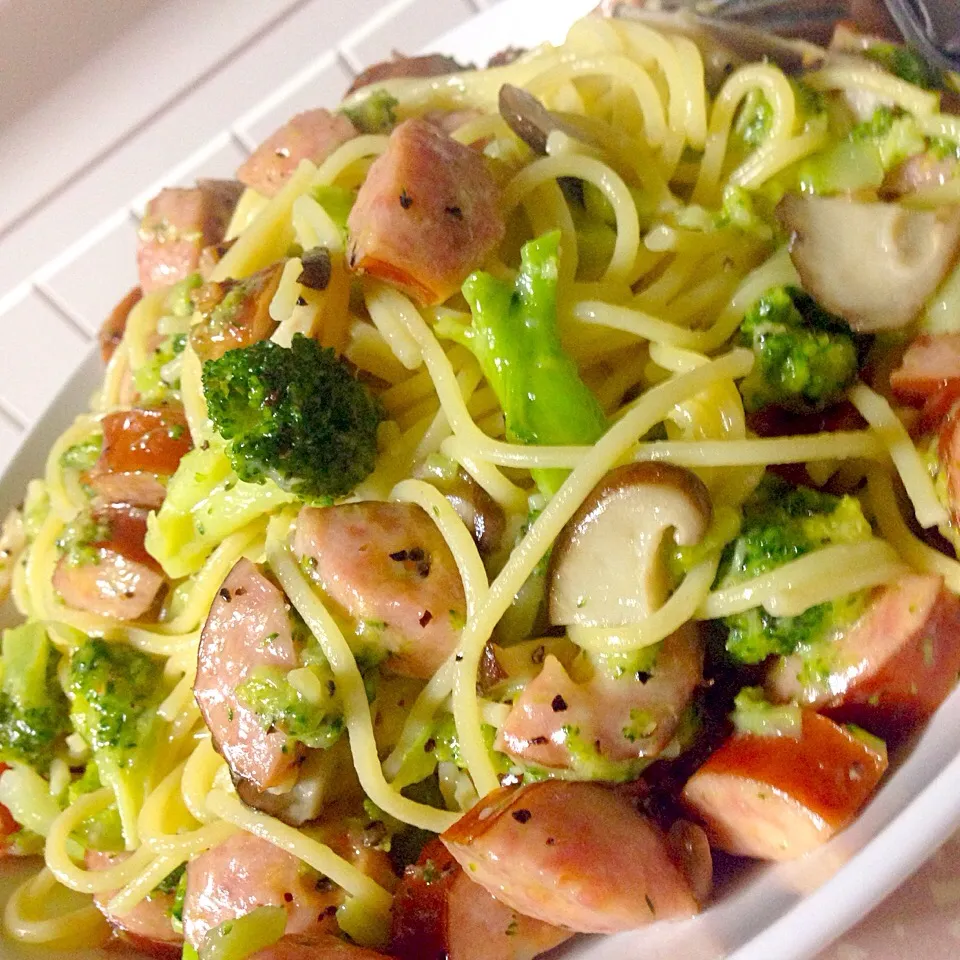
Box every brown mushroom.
[498,84,598,156]
[547,463,712,627]
[777,195,960,332]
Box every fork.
[610,0,960,73]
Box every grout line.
[0,395,27,431]
[32,283,95,341]
[336,50,358,80]
[231,129,256,155]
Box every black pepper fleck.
[419,610,433,627]
[511,809,532,824]
[399,189,413,209]
[445,205,463,219]
[424,738,437,754]
[219,588,232,602]
[551,694,568,713]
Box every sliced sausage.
[347,53,468,95]
[497,625,702,771]
[293,503,467,679]
[237,110,357,198]
[182,831,337,949]
[441,781,701,934]
[768,574,960,738]
[682,711,888,860]
[137,180,243,293]
[195,559,303,792]
[188,261,284,362]
[54,505,164,621]
[99,286,142,364]
[85,405,192,510]
[390,839,570,960]
[86,850,181,959]
[346,119,505,306]
[890,334,960,405]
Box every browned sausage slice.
[346,119,505,306]
[137,180,243,293]
[194,558,302,791]
[86,850,181,959]
[390,839,570,960]
[442,781,701,934]
[237,110,357,198]
[682,711,888,860]
[293,503,466,679]
[768,574,960,737]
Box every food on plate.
[3,3,960,958]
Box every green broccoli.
[235,661,343,751]
[66,762,124,852]
[133,331,188,404]
[438,231,607,497]
[145,444,296,579]
[202,334,382,502]
[717,478,871,664]
[59,433,103,472]
[68,640,165,845]
[342,89,399,134]
[863,43,945,90]
[737,286,859,413]
[799,107,927,194]
[734,89,774,148]
[0,622,69,773]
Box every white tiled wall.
[0,0,501,472]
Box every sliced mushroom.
[777,195,960,332]
[498,84,598,156]
[548,463,711,627]
[604,6,825,86]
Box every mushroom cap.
[777,195,960,333]
[547,462,712,628]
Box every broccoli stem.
[450,231,607,497]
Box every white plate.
[4,1,960,958]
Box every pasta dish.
[3,3,960,957]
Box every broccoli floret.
[66,763,124,852]
[236,662,343,751]
[342,89,399,133]
[864,43,945,90]
[737,287,859,413]
[145,444,296,579]
[59,433,103,472]
[202,334,382,502]
[133,331,188,404]
[801,107,928,194]
[734,89,774,148]
[717,478,871,664]
[0,623,69,773]
[438,231,607,497]
[68,640,165,845]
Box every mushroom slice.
[778,195,960,333]
[547,463,711,628]
[498,84,598,156]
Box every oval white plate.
[4,2,960,958]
